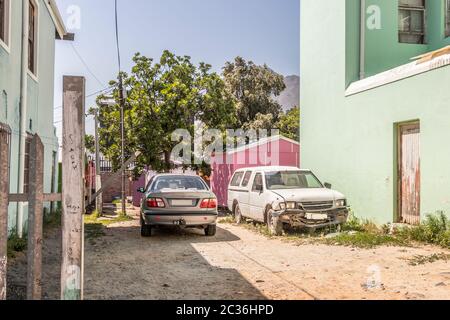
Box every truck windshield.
[265,171,323,190]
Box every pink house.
[210,135,300,207]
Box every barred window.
[398,0,426,44]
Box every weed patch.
[7,231,27,259]
[406,253,450,266]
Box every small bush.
[397,212,450,248]
[7,230,27,259]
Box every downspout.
[17,0,29,238]
[360,0,366,80]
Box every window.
[241,171,252,187]
[23,135,32,194]
[150,176,207,192]
[230,172,244,187]
[28,0,38,75]
[398,0,426,44]
[0,0,10,48]
[446,0,450,37]
[252,173,263,192]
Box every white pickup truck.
[227,166,349,235]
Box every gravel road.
[7,209,450,300]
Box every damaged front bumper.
[274,208,349,229]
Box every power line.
[53,86,114,110]
[114,0,122,73]
[70,42,105,88]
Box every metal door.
[398,123,421,225]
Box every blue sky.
[54,0,300,137]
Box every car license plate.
[306,213,328,220]
[171,199,193,206]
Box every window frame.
[0,0,11,52]
[446,0,450,38]
[241,171,253,187]
[398,0,427,44]
[251,173,264,193]
[27,0,39,80]
[230,171,245,187]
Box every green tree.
[223,57,286,128]
[85,134,95,154]
[277,106,300,141]
[97,50,236,173]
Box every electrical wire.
[114,0,122,73]
[70,42,105,88]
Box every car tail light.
[200,198,217,209]
[147,198,165,208]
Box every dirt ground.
[7,207,450,300]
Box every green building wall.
[301,0,450,224]
[0,0,59,233]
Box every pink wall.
[211,138,300,207]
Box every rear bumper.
[276,208,349,229]
[142,211,218,227]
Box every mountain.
[277,75,300,112]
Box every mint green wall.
[347,0,450,82]
[301,0,450,224]
[0,0,59,233]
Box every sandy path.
[83,210,450,300]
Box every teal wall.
[0,0,59,233]
[346,0,450,82]
[301,0,450,224]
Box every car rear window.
[230,172,245,187]
[241,171,253,187]
[151,176,207,191]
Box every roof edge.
[44,0,67,38]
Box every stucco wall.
[301,0,450,224]
[0,0,59,233]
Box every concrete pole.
[94,112,102,216]
[26,135,44,300]
[61,76,85,300]
[0,125,11,300]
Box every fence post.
[0,125,11,300]
[61,76,85,300]
[26,134,44,300]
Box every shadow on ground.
[84,221,267,300]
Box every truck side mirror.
[324,183,332,189]
[137,187,145,193]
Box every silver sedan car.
[138,174,218,237]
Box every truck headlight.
[286,202,297,210]
[335,199,346,207]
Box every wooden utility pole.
[26,135,44,300]
[119,78,126,216]
[61,76,85,300]
[0,124,11,300]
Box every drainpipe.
[360,0,366,80]
[17,0,30,238]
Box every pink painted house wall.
[211,136,300,207]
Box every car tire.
[205,224,217,236]
[267,209,283,236]
[140,214,152,237]
[234,204,243,224]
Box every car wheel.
[234,204,243,224]
[205,224,217,236]
[267,209,283,236]
[140,214,152,237]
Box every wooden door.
[398,123,421,225]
